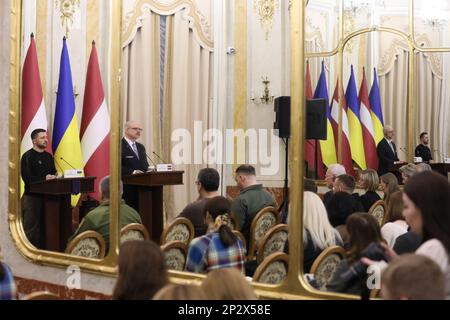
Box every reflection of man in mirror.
[376,125,402,176]
[415,132,433,163]
[68,176,142,253]
[121,121,149,210]
[21,129,57,248]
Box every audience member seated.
[201,268,257,300]
[284,192,343,273]
[231,165,276,249]
[381,254,445,300]
[415,162,432,173]
[399,163,417,185]
[323,164,346,208]
[186,196,245,274]
[362,171,450,299]
[333,174,364,210]
[304,178,318,193]
[176,168,220,237]
[69,176,142,253]
[380,173,400,207]
[0,261,17,300]
[112,240,167,300]
[326,191,364,228]
[359,169,381,212]
[381,191,408,248]
[392,231,422,254]
[153,284,207,300]
[326,213,383,297]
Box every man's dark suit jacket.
[121,138,150,210]
[121,137,149,175]
[377,138,399,176]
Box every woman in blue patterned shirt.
[186,196,245,274]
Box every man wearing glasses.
[121,121,149,210]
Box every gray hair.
[100,176,123,199]
[383,125,393,136]
[328,164,346,177]
[416,163,432,173]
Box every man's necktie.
[132,142,140,159]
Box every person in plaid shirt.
[0,261,17,300]
[186,196,245,274]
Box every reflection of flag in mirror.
[80,42,110,201]
[370,68,384,145]
[20,34,51,197]
[305,61,324,178]
[345,65,366,170]
[52,38,84,207]
[313,61,337,169]
[330,82,355,176]
[359,68,378,170]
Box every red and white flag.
[330,82,355,177]
[358,69,378,170]
[21,34,50,158]
[80,42,110,201]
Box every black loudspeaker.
[274,96,291,138]
[306,98,327,140]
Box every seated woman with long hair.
[326,212,384,297]
[359,169,381,212]
[186,196,245,274]
[380,173,400,207]
[381,191,408,248]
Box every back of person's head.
[100,176,123,199]
[404,171,450,254]
[327,191,363,227]
[385,191,404,223]
[380,173,400,199]
[112,241,167,300]
[205,196,237,247]
[153,284,207,300]
[360,169,379,192]
[415,162,432,173]
[303,191,339,249]
[335,174,356,193]
[328,164,346,177]
[399,163,417,180]
[197,168,220,192]
[235,165,256,176]
[382,254,446,300]
[201,268,257,300]
[346,213,383,263]
[304,178,318,193]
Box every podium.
[388,163,404,184]
[430,163,450,179]
[122,171,184,242]
[29,177,95,252]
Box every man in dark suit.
[121,121,149,210]
[414,132,433,163]
[377,125,403,176]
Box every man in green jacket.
[68,176,142,252]
[231,165,276,250]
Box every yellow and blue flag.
[369,68,384,145]
[345,65,366,170]
[52,38,84,207]
[313,61,337,167]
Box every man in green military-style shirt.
[68,176,142,252]
[231,165,276,251]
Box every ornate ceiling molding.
[122,0,213,51]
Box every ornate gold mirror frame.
[8,0,122,275]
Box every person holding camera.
[362,171,450,299]
[326,212,385,297]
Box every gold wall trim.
[36,0,47,96]
[253,0,279,41]
[86,0,100,62]
[122,0,213,51]
[55,0,81,38]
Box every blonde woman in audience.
[399,163,417,184]
[380,173,400,207]
[186,196,245,274]
[359,169,381,212]
[153,284,207,300]
[363,171,450,299]
[381,191,408,248]
[112,241,168,300]
[381,254,445,300]
[201,268,257,300]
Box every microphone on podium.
[146,153,157,172]
[152,151,167,164]
[60,157,76,170]
[152,152,173,172]
[60,157,83,178]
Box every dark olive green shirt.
[231,184,276,249]
[69,200,142,251]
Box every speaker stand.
[314,139,319,180]
[279,137,289,223]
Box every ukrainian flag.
[345,65,366,170]
[313,61,337,166]
[52,38,84,207]
[369,68,384,145]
